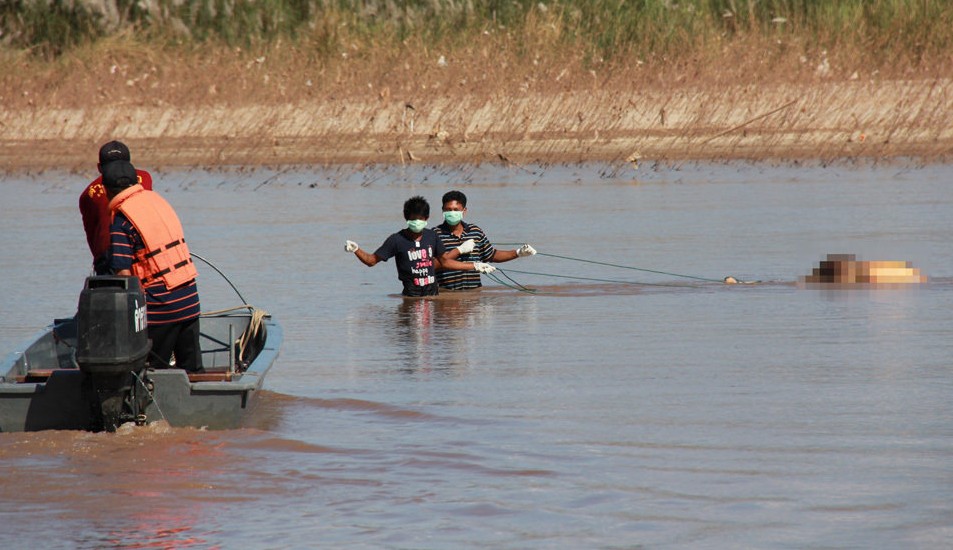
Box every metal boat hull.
[0,313,281,432]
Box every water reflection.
[92,510,208,549]
[364,290,536,374]
[392,297,438,374]
[392,293,484,374]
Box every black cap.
[98,140,131,165]
[102,160,138,192]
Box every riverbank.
[4,1,952,173]
[3,46,951,174]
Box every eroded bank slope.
[2,78,950,172]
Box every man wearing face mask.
[345,196,497,297]
[434,190,537,291]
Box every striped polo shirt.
[434,221,496,290]
[109,212,201,325]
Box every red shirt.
[79,169,153,260]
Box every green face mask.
[443,211,464,225]
[406,219,428,233]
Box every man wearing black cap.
[103,160,203,373]
[79,140,153,274]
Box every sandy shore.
[2,77,950,173]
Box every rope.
[495,269,538,293]
[200,305,258,316]
[238,307,268,365]
[483,270,537,293]
[132,370,167,424]
[535,252,724,283]
[200,305,269,371]
[489,246,727,283]
[190,252,249,305]
[190,252,269,368]
[498,267,691,288]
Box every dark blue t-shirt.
[374,229,447,296]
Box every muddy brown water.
[1,162,952,547]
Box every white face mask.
[406,219,428,233]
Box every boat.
[0,275,282,432]
[799,253,927,287]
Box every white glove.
[456,239,476,254]
[516,244,537,257]
[473,262,496,274]
[345,240,359,253]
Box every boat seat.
[18,370,56,383]
[187,371,234,383]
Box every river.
[1,161,951,548]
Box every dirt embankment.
[2,63,951,173]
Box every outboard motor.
[75,276,151,431]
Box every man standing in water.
[103,160,203,373]
[435,190,537,291]
[345,196,497,297]
[79,140,153,275]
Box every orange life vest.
[109,184,198,290]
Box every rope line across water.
[487,247,752,288]
[534,252,724,283]
[497,268,693,288]
[484,270,537,293]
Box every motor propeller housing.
[75,276,152,431]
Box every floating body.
[800,254,926,286]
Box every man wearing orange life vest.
[103,160,204,373]
[80,140,153,275]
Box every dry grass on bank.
[6,27,950,109]
[2,34,952,172]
